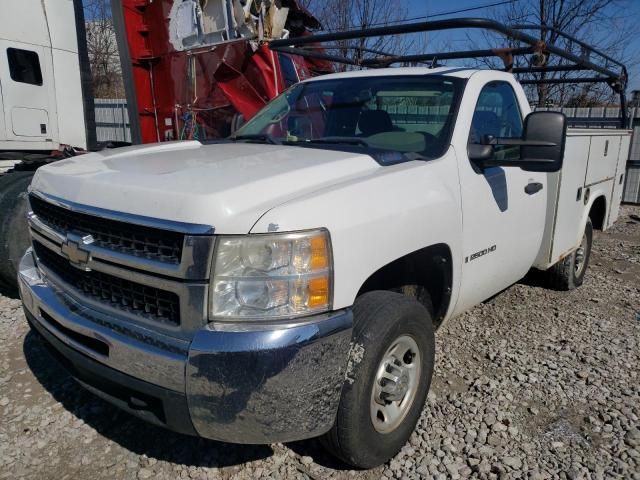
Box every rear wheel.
[546,218,593,290]
[321,291,435,468]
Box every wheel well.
[589,196,607,230]
[356,244,452,327]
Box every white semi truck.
[0,0,95,292]
[16,18,633,468]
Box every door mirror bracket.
[468,143,494,161]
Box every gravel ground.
[1,206,639,480]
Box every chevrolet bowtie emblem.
[60,234,93,270]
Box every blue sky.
[404,0,640,92]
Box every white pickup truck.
[18,67,631,467]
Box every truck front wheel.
[321,291,435,468]
[547,218,593,290]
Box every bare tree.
[487,0,639,107]
[298,0,423,71]
[84,0,124,98]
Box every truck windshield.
[232,75,463,162]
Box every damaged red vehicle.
[112,0,333,143]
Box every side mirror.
[520,111,567,172]
[469,111,567,172]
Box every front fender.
[251,151,463,313]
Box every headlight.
[210,229,332,320]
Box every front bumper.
[19,249,353,444]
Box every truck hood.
[31,141,379,233]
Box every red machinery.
[111,0,332,144]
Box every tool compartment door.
[608,133,631,226]
[586,134,621,186]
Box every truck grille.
[33,241,180,326]
[29,194,184,265]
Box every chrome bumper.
[19,249,353,443]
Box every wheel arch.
[588,194,607,230]
[356,243,453,327]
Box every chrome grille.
[33,240,181,325]
[29,194,184,264]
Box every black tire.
[321,291,435,468]
[546,218,593,290]
[0,171,35,294]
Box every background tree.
[84,0,124,98]
[487,0,638,107]
[298,0,424,71]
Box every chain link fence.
[95,98,131,143]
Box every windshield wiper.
[230,134,281,145]
[303,138,429,161]
[303,137,370,147]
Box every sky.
[403,0,640,93]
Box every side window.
[469,81,523,160]
[7,48,43,86]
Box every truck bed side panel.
[539,130,632,269]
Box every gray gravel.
[1,206,639,480]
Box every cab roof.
[303,67,477,83]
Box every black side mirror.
[520,111,567,172]
[469,111,567,173]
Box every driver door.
[454,80,547,313]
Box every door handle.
[525,182,543,195]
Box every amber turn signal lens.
[310,235,329,270]
[307,275,329,308]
